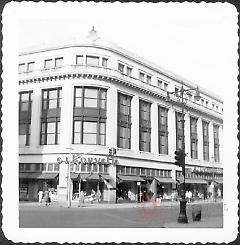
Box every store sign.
[73,155,117,165]
[193,166,223,174]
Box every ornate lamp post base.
[177,199,188,223]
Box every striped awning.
[117,175,145,182]
[70,173,80,180]
[155,177,176,184]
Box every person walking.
[38,190,43,205]
[44,190,50,206]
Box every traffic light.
[175,150,185,167]
[109,148,117,157]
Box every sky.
[16,2,238,99]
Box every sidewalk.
[19,198,222,210]
[163,215,223,228]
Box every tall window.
[126,67,132,76]
[19,91,32,146]
[40,88,62,145]
[213,125,220,162]
[139,100,151,152]
[190,117,198,159]
[118,63,124,73]
[146,75,151,84]
[73,87,107,145]
[44,59,52,69]
[86,56,99,66]
[158,106,168,154]
[176,112,183,150]
[202,121,209,161]
[117,93,132,149]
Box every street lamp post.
[166,81,201,223]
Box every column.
[106,85,118,148]
[168,107,176,156]
[184,112,191,159]
[197,117,203,161]
[219,124,223,163]
[106,85,118,203]
[151,102,158,154]
[58,82,73,202]
[30,87,41,148]
[209,121,214,160]
[59,82,73,148]
[131,94,139,152]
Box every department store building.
[18,28,223,203]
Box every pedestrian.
[96,190,102,203]
[90,189,96,204]
[78,191,85,207]
[38,190,43,205]
[44,190,50,206]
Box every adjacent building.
[19,27,223,203]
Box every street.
[19,201,223,228]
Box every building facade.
[18,28,223,203]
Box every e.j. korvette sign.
[72,154,117,165]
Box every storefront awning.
[215,179,223,184]
[155,177,176,184]
[185,178,208,184]
[117,175,145,182]
[70,173,80,180]
[19,172,58,179]
[79,173,110,180]
[35,173,59,180]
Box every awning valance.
[117,175,145,182]
[185,178,208,184]
[19,172,58,180]
[70,173,79,180]
[79,173,110,180]
[155,177,176,184]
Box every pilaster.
[151,102,158,154]
[197,117,203,161]
[131,94,139,152]
[209,120,214,160]
[168,107,176,156]
[30,87,41,148]
[106,85,118,148]
[184,112,191,159]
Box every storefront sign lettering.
[73,155,110,165]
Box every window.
[213,125,220,162]
[158,106,168,154]
[118,63,124,73]
[76,55,83,65]
[164,83,168,91]
[27,62,35,72]
[202,121,209,161]
[158,80,162,89]
[73,87,107,145]
[55,57,63,67]
[18,63,25,73]
[206,101,209,107]
[175,112,183,150]
[102,58,108,67]
[201,99,204,106]
[139,72,145,82]
[40,88,62,145]
[44,59,52,69]
[86,56,99,66]
[19,91,32,146]
[190,117,198,159]
[117,93,132,149]
[42,88,62,110]
[175,87,179,97]
[54,163,60,172]
[139,100,151,152]
[126,67,132,76]
[146,75,151,84]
